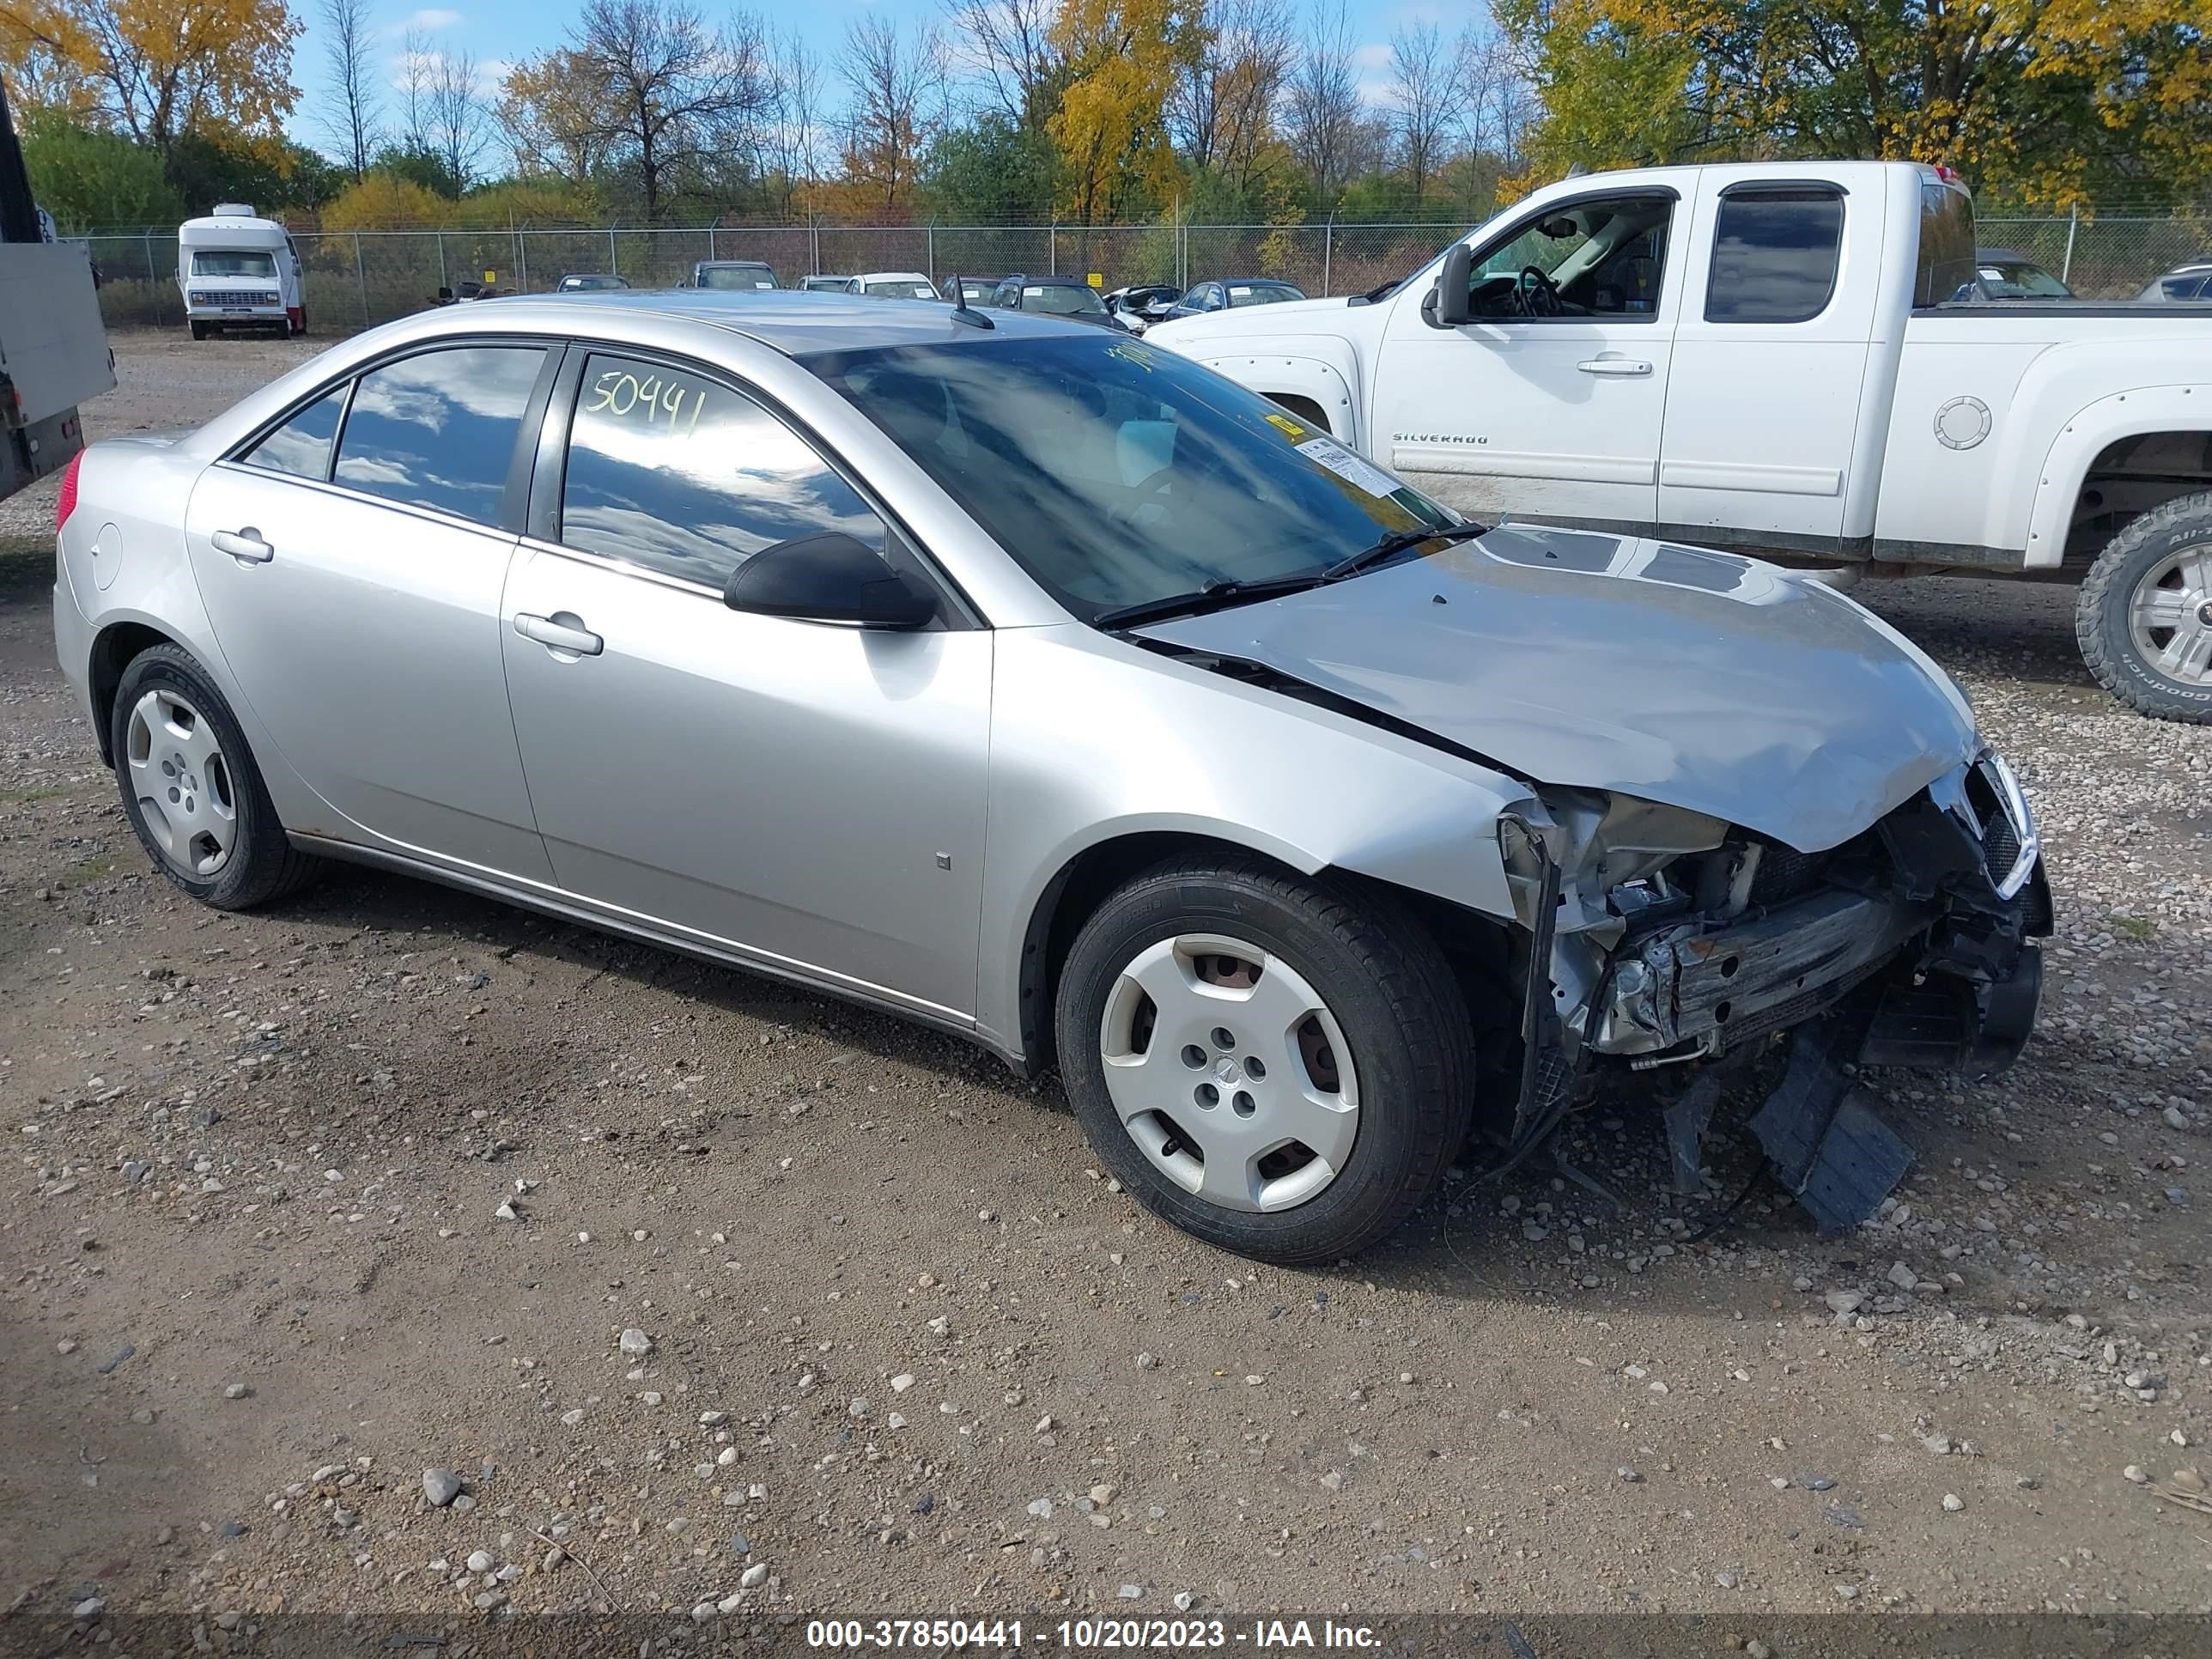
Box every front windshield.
[1979,261,2069,298]
[866,279,939,299]
[700,266,773,290]
[192,250,275,279]
[1024,283,1106,316]
[809,334,1456,620]
[1228,283,1303,307]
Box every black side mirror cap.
[1426,243,1474,328]
[723,532,938,629]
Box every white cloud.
[404,8,463,29]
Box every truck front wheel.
[2077,492,2212,723]
[189,321,208,342]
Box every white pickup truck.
[1149,161,2212,722]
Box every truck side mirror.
[1425,244,1474,329]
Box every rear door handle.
[1577,358,1653,377]
[514,611,604,657]
[211,527,274,563]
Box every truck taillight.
[55,451,83,532]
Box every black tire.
[189,321,209,342]
[2076,491,2212,723]
[109,644,321,909]
[1054,853,1473,1263]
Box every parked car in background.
[52,290,2049,1261]
[851,270,943,300]
[1103,283,1182,332]
[690,259,779,291]
[556,273,629,293]
[2138,260,2212,302]
[178,204,307,339]
[992,275,1128,329]
[801,274,856,292]
[1151,160,2212,723]
[1973,248,2071,300]
[1166,278,1307,320]
[941,273,1010,305]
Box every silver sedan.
[52,293,2051,1261]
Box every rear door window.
[242,386,349,481]
[1705,188,1845,323]
[332,346,547,526]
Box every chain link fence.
[77,211,2209,332]
[1975,214,2209,299]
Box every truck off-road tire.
[1054,853,1473,1263]
[2078,493,2212,723]
[189,322,208,342]
[110,644,322,909]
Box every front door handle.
[514,611,604,657]
[1577,358,1653,377]
[211,527,274,563]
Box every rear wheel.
[1054,854,1471,1262]
[110,645,320,908]
[2077,492,2212,722]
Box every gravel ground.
[3,334,2209,1651]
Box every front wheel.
[110,644,321,908]
[2076,492,2212,722]
[189,321,209,342]
[1054,854,1473,1262]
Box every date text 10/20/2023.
[805,1620,1382,1650]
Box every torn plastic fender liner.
[1749,1014,1914,1235]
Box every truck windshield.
[192,251,276,279]
[807,333,1457,621]
[699,265,773,290]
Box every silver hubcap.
[2129,544,2212,686]
[125,688,237,878]
[1097,933,1358,1212]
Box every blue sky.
[290,2,1449,156]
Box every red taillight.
[55,451,83,533]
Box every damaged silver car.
[52,295,2049,1262]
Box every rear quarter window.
[1705,188,1844,323]
[1915,183,1979,307]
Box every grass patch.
[0,783,86,806]
[2110,913,2157,943]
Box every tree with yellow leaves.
[0,0,301,158]
[1495,0,2212,208]
[1048,0,1195,228]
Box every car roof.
[697,258,773,268]
[1194,276,1301,286]
[442,288,1103,355]
[1975,248,2038,264]
[1005,273,1092,286]
[855,270,933,283]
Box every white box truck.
[178,205,307,340]
[0,73,112,505]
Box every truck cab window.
[1705,188,1844,323]
[1465,195,1673,321]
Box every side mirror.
[1426,244,1474,328]
[724,532,938,629]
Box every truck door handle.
[210,527,274,563]
[1577,358,1653,377]
[514,611,604,657]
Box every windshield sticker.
[1264,411,1309,441]
[1229,285,1252,297]
[1297,435,1401,498]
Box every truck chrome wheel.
[125,687,238,877]
[2128,544,2212,687]
[1097,933,1359,1212]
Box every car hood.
[1137,526,1980,854]
[1150,295,1355,340]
